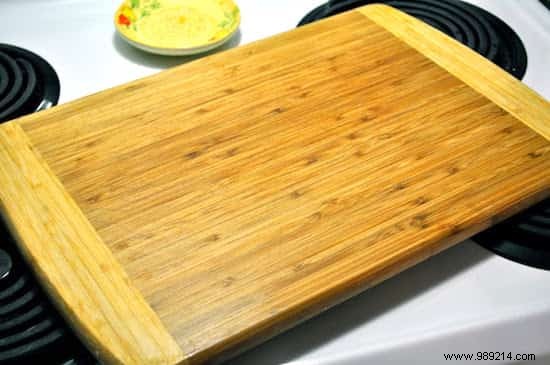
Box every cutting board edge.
[0,121,185,365]
[358,4,550,142]
[191,189,550,365]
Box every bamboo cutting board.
[0,4,549,365]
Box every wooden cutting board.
[0,4,549,365]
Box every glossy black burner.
[0,44,60,124]
[541,0,550,11]
[474,200,550,270]
[298,0,528,79]
[0,221,96,364]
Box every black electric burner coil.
[0,220,97,364]
[298,0,528,80]
[0,44,60,124]
[298,0,550,271]
[474,200,550,270]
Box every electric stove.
[0,1,549,364]
[0,44,59,123]
[0,220,96,364]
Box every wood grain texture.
[360,4,550,141]
[0,122,184,365]
[1,5,550,365]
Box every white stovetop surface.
[2,1,550,364]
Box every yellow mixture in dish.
[116,0,240,49]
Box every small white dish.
[114,0,240,56]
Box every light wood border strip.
[0,122,185,365]
[359,4,550,141]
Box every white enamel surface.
[1,1,549,364]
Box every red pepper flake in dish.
[118,14,131,26]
